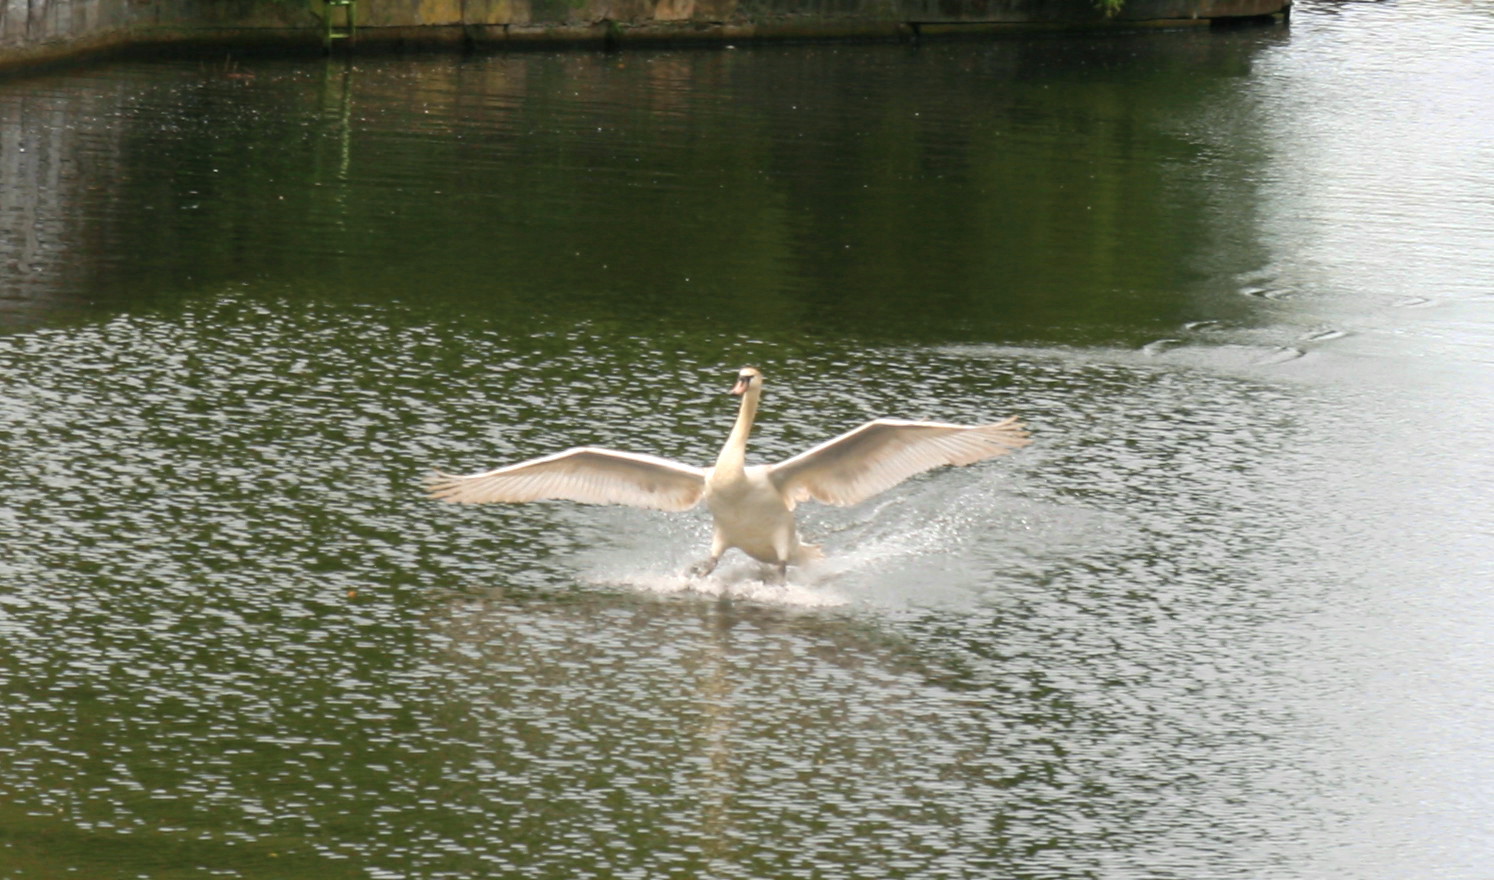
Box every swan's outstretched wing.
[768,417,1030,507]
[427,447,707,511]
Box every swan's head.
[730,367,762,397]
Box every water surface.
[2,4,1492,878]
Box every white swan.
[428,367,1030,579]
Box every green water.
[2,4,1492,878]
[6,39,1275,344]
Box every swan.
[427,367,1030,580]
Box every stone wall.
[0,0,1289,69]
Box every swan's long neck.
[715,386,760,477]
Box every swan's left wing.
[427,447,707,511]
[767,417,1030,507]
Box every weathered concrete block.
[363,0,468,27]
[653,0,692,22]
[693,0,739,21]
[466,0,519,25]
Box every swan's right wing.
[767,417,1030,507]
[427,447,707,511]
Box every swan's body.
[428,367,1030,579]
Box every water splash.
[586,566,852,608]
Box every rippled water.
[2,3,1493,878]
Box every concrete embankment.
[1,0,1289,70]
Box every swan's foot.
[768,562,789,586]
[688,556,719,579]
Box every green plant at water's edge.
[1094,0,1124,15]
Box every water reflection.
[3,29,1295,343]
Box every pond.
[2,3,1492,877]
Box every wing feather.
[767,417,1030,507]
[427,447,707,511]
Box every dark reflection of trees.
[9,28,1284,343]
[0,76,132,332]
